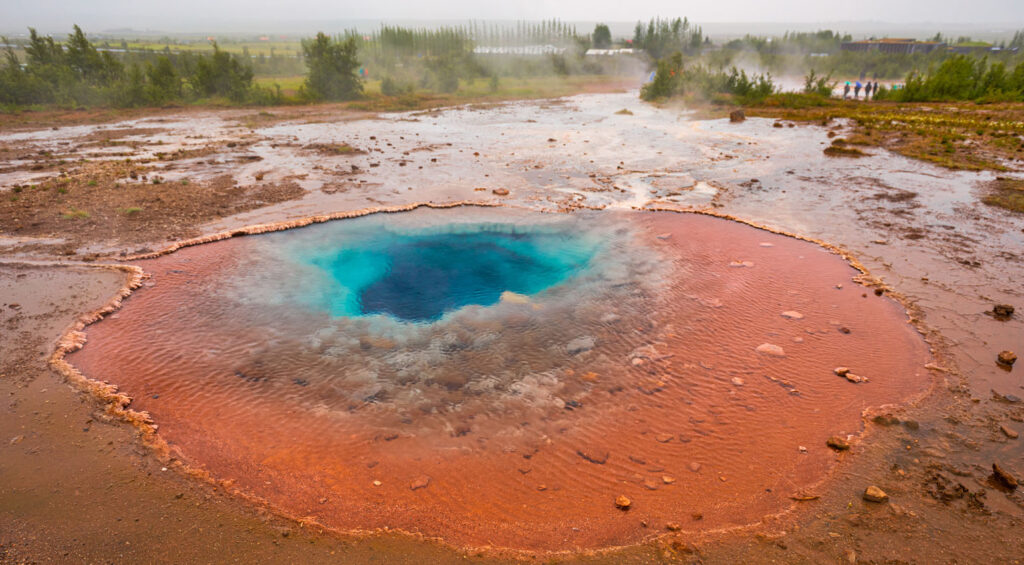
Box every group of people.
[843,80,880,100]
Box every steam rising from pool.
[69,208,930,552]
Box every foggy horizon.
[3,0,1024,37]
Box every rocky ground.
[1,91,1023,563]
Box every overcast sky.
[4,0,1024,33]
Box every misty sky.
[4,0,1024,32]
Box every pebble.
[731,377,745,386]
[410,476,431,491]
[662,475,676,484]
[689,462,702,472]
[781,311,804,320]
[656,233,672,240]
[615,495,631,509]
[1001,425,1019,439]
[491,188,509,196]
[577,447,610,464]
[826,436,851,451]
[844,373,868,384]
[729,260,755,268]
[993,463,1018,489]
[666,522,682,531]
[655,433,675,443]
[997,351,1017,366]
[863,485,888,503]
[566,336,596,355]
[834,367,851,377]
[756,343,786,357]
[992,304,1015,319]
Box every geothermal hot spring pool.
[69,207,931,552]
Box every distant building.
[473,45,565,55]
[584,48,639,56]
[840,38,946,55]
[949,45,1020,55]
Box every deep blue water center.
[297,222,597,322]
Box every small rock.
[997,351,1017,366]
[373,480,382,487]
[662,475,676,484]
[756,343,786,357]
[826,436,851,451]
[410,476,431,490]
[656,233,672,240]
[615,495,631,509]
[872,414,900,426]
[655,433,675,443]
[834,367,851,377]
[577,447,610,464]
[1001,425,1019,439]
[863,486,888,503]
[729,109,746,122]
[567,336,596,355]
[844,373,868,384]
[839,326,852,334]
[781,311,804,320]
[993,304,1015,319]
[689,462,702,472]
[993,463,1018,489]
[666,522,682,531]
[731,377,745,386]
[492,188,509,196]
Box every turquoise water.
[291,221,599,322]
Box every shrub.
[301,33,363,101]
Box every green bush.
[301,33,363,101]
[641,52,776,104]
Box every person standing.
[854,81,862,99]
[864,82,873,99]
[844,82,851,99]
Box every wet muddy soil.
[2,91,1023,563]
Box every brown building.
[840,38,946,54]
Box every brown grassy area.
[982,177,1024,213]
[743,97,1024,172]
[823,138,868,158]
[1,160,304,252]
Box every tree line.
[0,26,365,109]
